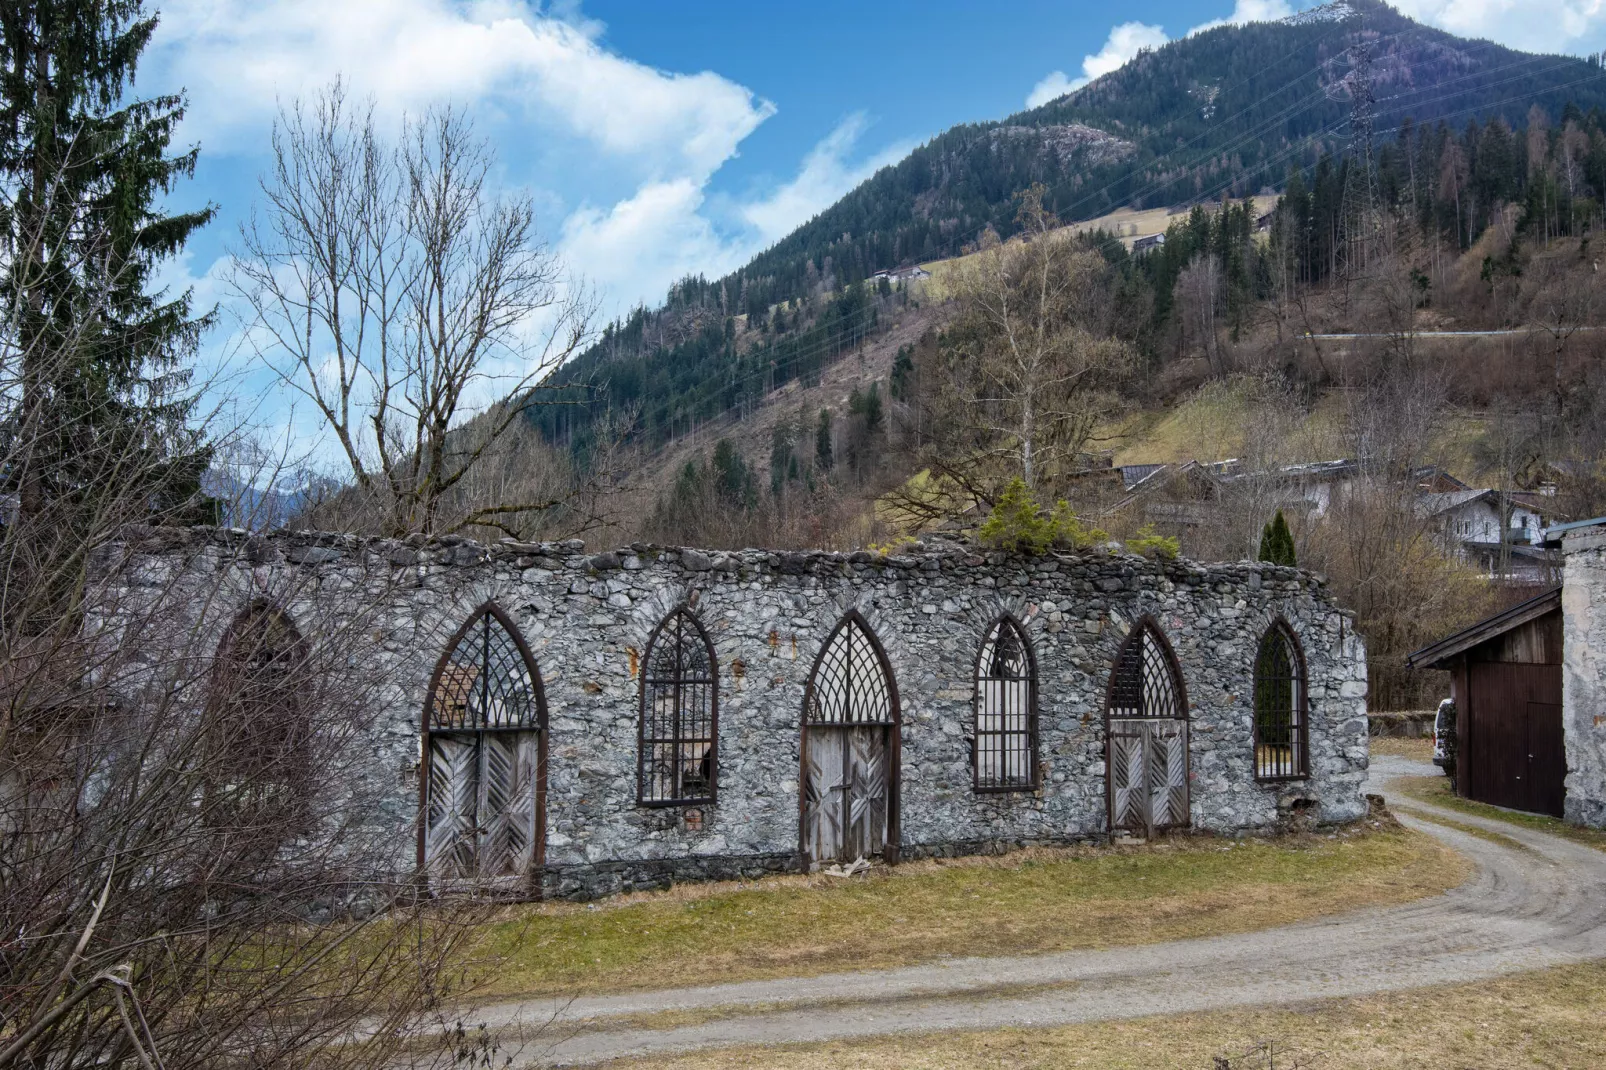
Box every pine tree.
[0,1,216,531]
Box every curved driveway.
[472,755,1606,1067]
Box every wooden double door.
[1108,719,1190,835]
[425,729,544,883]
[1463,662,1565,817]
[802,725,892,865]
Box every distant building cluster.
[1103,456,1560,585]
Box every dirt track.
[466,755,1606,1067]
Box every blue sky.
[133,0,1606,456]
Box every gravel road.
[468,755,1606,1067]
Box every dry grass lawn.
[1392,775,1606,852]
[599,961,1606,1069]
[464,825,1465,1000]
[1368,736,1434,760]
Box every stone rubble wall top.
[95,524,1347,610]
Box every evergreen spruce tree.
[1,1,216,534]
[815,408,833,471]
[1258,510,1296,567]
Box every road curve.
[471,756,1606,1067]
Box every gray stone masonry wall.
[88,528,1371,899]
[1562,530,1606,828]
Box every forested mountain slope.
[533,0,1606,454]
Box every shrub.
[979,478,1108,554]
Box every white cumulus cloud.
[1391,0,1606,55]
[1026,71,1076,109]
[149,0,774,182]
[1025,21,1169,107]
[1189,0,1295,35]
[739,114,910,246]
[145,0,913,328]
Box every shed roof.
[1405,585,1562,670]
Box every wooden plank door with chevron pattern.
[1109,720,1189,836]
[803,725,889,865]
[426,730,542,884]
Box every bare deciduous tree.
[1,162,482,1070]
[230,81,596,537]
[894,187,1133,521]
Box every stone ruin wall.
[89,528,1372,900]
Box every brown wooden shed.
[1407,587,1565,817]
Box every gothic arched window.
[974,616,1037,792]
[204,602,310,825]
[422,604,546,885]
[1254,620,1308,780]
[1105,619,1190,834]
[638,608,718,805]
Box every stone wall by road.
[1562,530,1606,828]
[88,528,1371,899]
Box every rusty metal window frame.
[1253,618,1308,781]
[637,607,718,807]
[1106,620,1188,721]
[973,615,1038,793]
[804,612,897,726]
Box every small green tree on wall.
[1258,510,1297,567]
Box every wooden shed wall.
[1451,607,1565,817]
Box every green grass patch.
[1391,775,1606,852]
[465,825,1464,999]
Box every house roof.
[1415,488,1560,520]
[1405,585,1562,670]
[1415,489,1495,518]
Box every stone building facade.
[89,528,1371,900]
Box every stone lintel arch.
[799,610,901,866]
[417,600,549,892]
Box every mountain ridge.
[531,0,1606,455]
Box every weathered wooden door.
[1109,720,1189,835]
[422,604,547,892]
[425,730,542,881]
[803,725,889,864]
[801,613,899,866]
[1105,621,1190,836]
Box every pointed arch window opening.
[974,617,1038,793]
[1254,621,1308,781]
[1107,623,1187,721]
[204,602,311,821]
[427,608,542,732]
[1105,620,1191,834]
[804,616,895,726]
[638,608,718,806]
[421,605,547,887]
